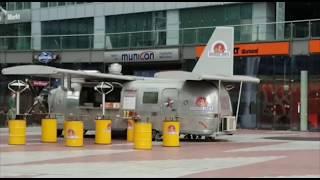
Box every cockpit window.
[143,92,158,104]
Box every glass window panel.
[49,2,57,7]
[8,2,15,10]
[143,92,158,104]
[23,2,31,9]
[58,2,66,6]
[41,2,48,8]
[16,2,23,10]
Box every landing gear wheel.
[152,129,162,141]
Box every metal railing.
[0,19,319,51]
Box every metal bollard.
[162,118,180,147]
[64,120,83,147]
[41,117,57,143]
[95,119,112,144]
[127,119,135,142]
[8,119,26,145]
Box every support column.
[31,2,41,50]
[300,70,308,131]
[166,10,179,46]
[94,16,105,49]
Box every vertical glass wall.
[6,2,30,10]
[41,18,94,49]
[233,55,320,131]
[41,2,92,8]
[105,11,167,48]
[180,3,253,44]
[0,23,31,50]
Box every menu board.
[123,96,136,110]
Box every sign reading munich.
[104,48,179,63]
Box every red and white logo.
[67,129,78,139]
[168,125,177,135]
[195,97,208,107]
[106,123,112,133]
[128,121,133,130]
[208,41,231,58]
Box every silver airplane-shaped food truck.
[2,27,260,140]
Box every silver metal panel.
[91,50,104,63]
[30,2,241,21]
[292,40,309,55]
[5,52,33,64]
[85,4,94,17]
[182,47,195,59]
[104,48,180,63]
[62,51,91,63]
[31,9,40,21]
[49,7,58,20]
[76,5,85,18]
[57,6,67,20]
[94,3,105,16]
[66,5,76,19]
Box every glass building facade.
[0,23,31,50]
[41,18,94,49]
[105,11,167,48]
[0,2,319,131]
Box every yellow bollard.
[95,119,112,144]
[127,119,135,142]
[41,118,57,143]
[134,122,152,150]
[162,120,180,147]
[8,119,26,145]
[65,120,83,147]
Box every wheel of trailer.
[152,129,162,141]
[205,136,215,141]
[57,129,63,137]
[184,134,191,140]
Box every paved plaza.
[0,127,319,178]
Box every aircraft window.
[143,92,158,104]
[80,86,121,107]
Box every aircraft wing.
[154,71,260,83]
[200,74,260,83]
[1,65,148,81]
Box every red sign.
[32,80,49,87]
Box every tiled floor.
[0,127,319,178]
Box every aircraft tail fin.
[192,26,234,76]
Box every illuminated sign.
[34,52,59,64]
[104,48,179,63]
[196,42,290,58]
